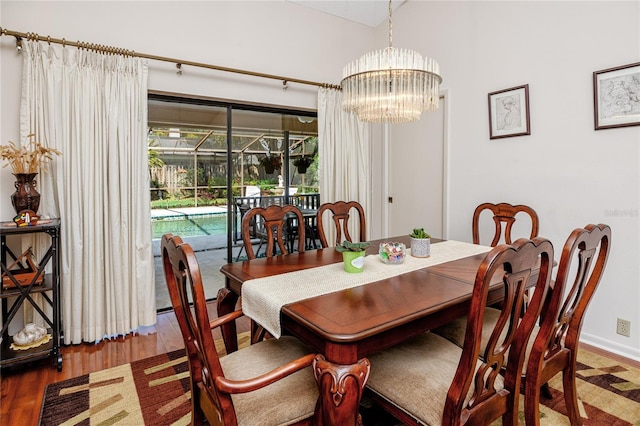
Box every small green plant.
[335,240,371,252]
[410,228,431,239]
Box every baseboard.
[581,331,640,364]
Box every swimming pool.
[152,213,228,239]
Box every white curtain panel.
[317,88,371,245]
[20,40,156,344]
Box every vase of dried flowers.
[0,134,61,215]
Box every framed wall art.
[488,84,530,139]
[593,62,640,130]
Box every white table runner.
[242,240,492,338]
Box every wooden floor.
[0,302,250,426]
[1,302,637,426]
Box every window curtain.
[317,87,371,244]
[20,40,156,344]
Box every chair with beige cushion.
[162,234,319,426]
[525,224,611,425]
[365,238,554,426]
[473,202,539,246]
[434,224,611,426]
[316,201,366,248]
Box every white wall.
[1,1,638,360]
[385,1,640,360]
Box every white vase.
[410,237,431,257]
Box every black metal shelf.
[0,273,54,297]
[1,219,62,371]
[0,327,55,368]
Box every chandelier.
[341,0,442,124]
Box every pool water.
[152,214,228,239]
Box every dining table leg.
[313,355,371,426]
[216,287,239,353]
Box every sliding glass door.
[148,95,317,310]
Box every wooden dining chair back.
[473,202,539,246]
[316,201,366,248]
[525,224,611,426]
[366,238,554,426]
[161,234,319,426]
[241,204,305,259]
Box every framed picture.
[488,84,530,139]
[593,62,640,130]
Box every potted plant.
[293,155,313,174]
[410,228,431,257]
[335,240,371,273]
[0,134,61,215]
[258,154,282,174]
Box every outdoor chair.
[316,201,366,248]
[473,202,539,246]
[365,238,554,426]
[161,234,319,426]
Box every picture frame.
[488,84,530,139]
[593,62,640,130]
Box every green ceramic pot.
[342,250,366,273]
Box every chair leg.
[562,364,583,426]
[525,375,543,426]
[540,382,553,399]
[251,320,267,344]
[255,238,264,258]
[234,244,245,262]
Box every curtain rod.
[0,27,342,90]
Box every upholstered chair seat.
[219,336,319,426]
[367,332,505,426]
[433,224,611,425]
[364,238,555,426]
[162,233,320,426]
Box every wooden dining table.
[218,236,523,425]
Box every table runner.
[242,240,492,338]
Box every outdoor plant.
[335,240,371,252]
[0,134,61,174]
[258,154,282,169]
[410,228,431,239]
[292,155,313,168]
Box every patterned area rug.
[40,343,640,425]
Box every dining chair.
[242,204,306,259]
[316,200,366,248]
[241,205,306,342]
[161,234,320,426]
[473,202,539,246]
[365,237,554,426]
[525,223,611,425]
[433,224,611,426]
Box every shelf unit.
[0,219,62,371]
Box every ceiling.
[287,0,406,28]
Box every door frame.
[382,89,450,239]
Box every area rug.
[40,343,640,425]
